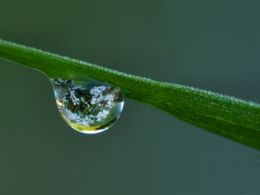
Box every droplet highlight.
[51,79,124,134]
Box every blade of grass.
[0,38,260,150]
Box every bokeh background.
[1,0,260,194]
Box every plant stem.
[0,38,260,150]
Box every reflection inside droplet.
[51,78,124,134]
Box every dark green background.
[1,0,260,194]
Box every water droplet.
[51,78,124,134]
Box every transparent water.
[51,79,124,134]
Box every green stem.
[0,39,260,150]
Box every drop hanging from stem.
[50,78,124,134]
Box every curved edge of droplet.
[75,128,109,135]
[71,100,125,135]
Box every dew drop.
[50,78,124,134]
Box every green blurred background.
[1,0,260,194]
